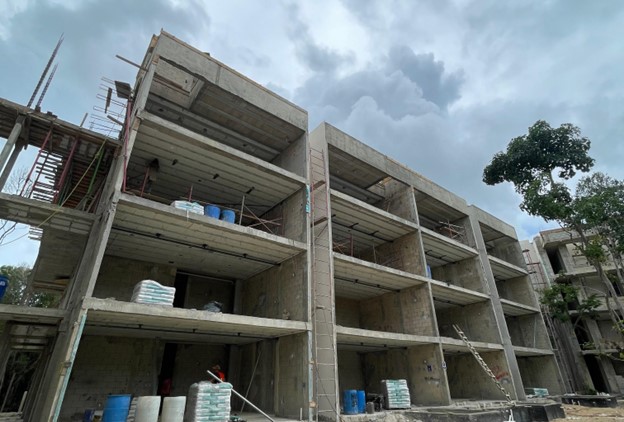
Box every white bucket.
[134,396,161,422]
[161,396,186,422]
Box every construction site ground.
[552,403,624,421]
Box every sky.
[0,0,623,266]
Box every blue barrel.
[102,394,131,422]
[357,390,366,413]
[204,205,220,219]
[220,209,236,223]
[0,275,7,301]
[343,390,358,415]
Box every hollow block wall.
[276,333,309,418]
[237,340,275,414]
[170,343,229,395]
[506,314,551,349]
[60,336,158,420]
[446,351,514,400]
[430,257,484,292]
[360,232,424,274]
[92,255,176,301]
[241,252,307,321]
[496,275,537,306]
[436,301,501,343]
[516,355,563,394]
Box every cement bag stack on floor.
[131,280,176,306]
[382,379,411,409]
[184,382,232,422]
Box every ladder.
[452,324,514,404]
[310,146,338,421]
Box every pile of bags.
[131,280,176,306]
[382,379,411,409]
[184,382,232,422]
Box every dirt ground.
[552,404,624,421]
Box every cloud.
[285,2,354,73]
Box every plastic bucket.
[0,275,8,301]
[102,394,131,422]
[135,396,160,422]
[161,396,186,422]
[220,209,236,223]
[357,390,366,413]
[343,390,358,415]
[204,205,221,219]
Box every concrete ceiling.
[336,325,438,351]
[333,253,425,300]
[331,190,418,256]
[0,193,94,236]
[414,191,466,230]
[430,280,489,309]
[440,338,504,354]
[489,256,528,281]
[107,194,305,279]
[127,113,305,214]
[328,145,387,190]
[500,299,539,317]
[421,227,478,268]
[84,298,308,345]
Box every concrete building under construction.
[0,32,563,421]
[524,228,624,396]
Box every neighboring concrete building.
[524,228,624,395]
[0,31,562,421]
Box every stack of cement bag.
[184,382,232,422]
[382,379,411,409]
[131,280,176,306]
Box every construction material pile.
[131,280,176,306]
[382,379,411,409]
[184,382,232,422]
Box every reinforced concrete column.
[0,115,25,175]
[0,137,27,192]
[309,124,338,420]
[467,208,526,400]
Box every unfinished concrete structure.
[524,228,624,395]
[0,31,561,421]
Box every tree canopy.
[0,265,58,308]
[483,120,595,221]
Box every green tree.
[0,265,58,308]
[574,173,624,288]
[483,120,624,330]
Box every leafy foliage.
[540,283,599,322]
[483,120,594,221]
[0,265,59,308]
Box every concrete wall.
[361,345,450,405]
[496,276,537,307]
[377,181,418,222]
[360,232,425,275]
[407,344,451,405]
[489,241,525,268]
[506,314,551,349]
[336,297,361,328]
[241,252,307,321]
[184,275,234,312]
[400,284,437,336]
[271,134,307,178]
[430,257,485,292]
[276,333,309,418]
[238,340,275,414]
[436,301,501,343]
[92,255,176,301]
[446,351,514,400]
[170,343,228,396]
[338,350,365,393]
[60,336,158,421]
[360,292,403,333]
[517,355,563,394]
[261,189,308,242]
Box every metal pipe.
[206,370,275,422]
[239,194,245,225]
